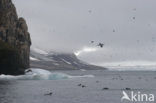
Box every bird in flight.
[44,92,53,96]
[91,41,94,43]
[97,43,104,48]
[113,29,115,32]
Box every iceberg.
[0,68,94,80]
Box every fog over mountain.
[13,0,156,66]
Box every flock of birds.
[43,75,156,96]
[43,83,132,96]
[88,8,138,49]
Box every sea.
[0,68,156,103]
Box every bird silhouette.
[102,87,109,90]
[44,92,53,96]
[125,88,131,90]
[133,8,136,11]
[81,85,87,88]
[88,10,92,13]
[78,84,82,86]
[97,43,104,48]
[113,29,115,32]
[91,41,94,43]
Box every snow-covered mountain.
[30,48,107,70]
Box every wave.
[0,68,94,80]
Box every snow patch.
[32,48,48,55]
[53,63,59,66]
[62,59,71,64]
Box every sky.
[12,0,156,66]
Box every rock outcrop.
[0,0,31,75]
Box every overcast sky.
[13,0,156,66]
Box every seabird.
[102,87,109,90]
[113,29,115,32]
[133,8,136,11]
[88,10,92,13]
[81,85,86,88]
[97,43,104,48]
[44,92,53,96]
[78,84,82,86]
[125,88,131,90]
[96,81,99,83]
[91,41,94,43]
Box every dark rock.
[0,0,31,75]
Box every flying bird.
[44,92,53,96]
[97,43,104,48]
[113,29,115,32]
[81,85,87,88]
[78,84,82,86]
[133,8,136,11]
[91,41,94,43]
[102,87,109,90]
[88,10,92,13]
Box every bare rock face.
[0,0,31,75]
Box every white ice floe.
[0,68,94,80]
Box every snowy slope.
[30,48,107,70]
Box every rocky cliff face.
[0,0,31,75]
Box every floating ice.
[0,68,94,80]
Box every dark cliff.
[0,0,31,75]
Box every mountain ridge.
[30,48,107,70]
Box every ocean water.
[0,68,156,103]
